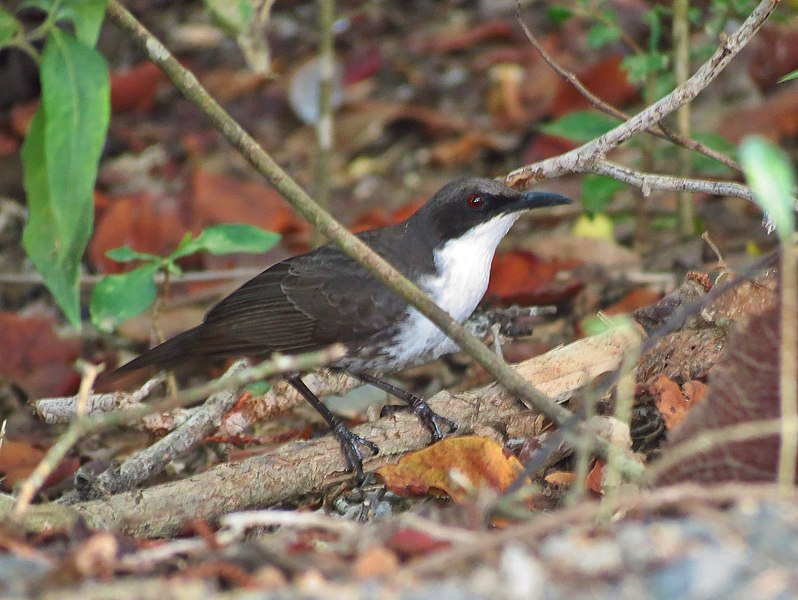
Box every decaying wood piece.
[35,374,167,424]
[3,326,640,537]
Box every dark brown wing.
[107,228,422,380]
[196,234,410,355]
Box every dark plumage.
[106,177,572,478]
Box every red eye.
[467,194,484,209]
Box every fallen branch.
[35,309,545,434]
[12,347,346,517]
[62,362,248,503]
[1,326,640,537]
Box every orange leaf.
[387,528,450,558]
[376,436,523,502]
[544,470,575,486]
[651,374,705,430]
[0,312,80,397]
[110,62,166,113]
[586,460,605,494]
[350,200,424,233]
[604,288,663,316]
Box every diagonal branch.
[104,2,578,447]
[517,18,742,174]
[506,0,777,192]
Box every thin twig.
[313,0,335,247]
[778,244,798,493]
[516,18,742,174]
[0,267,263,287]
[507,0,777,191]
[674,0,696,235]
[592,159,753,201]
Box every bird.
[105,177,572,479]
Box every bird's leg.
[351,372,457,442]
[284,372,378,481]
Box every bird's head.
[410,177,573,244]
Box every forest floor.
[1,0,798,598]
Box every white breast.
[386,213,519,369]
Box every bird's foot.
[330,420,379,482]
[381,396,457,442]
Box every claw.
[381,397,457,442]
[331,421,379,482]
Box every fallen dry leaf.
[376,436,524,502]
[0,439,79,492]
[386,528,451,559]
[651,375,690,431]
[110,62,166,113]
[90,192,186,273]
[486,249,582,305]
[585,460,605,494]
[523,235,641,276]
[551,55,639,117]
[350,200,424,233]
[719,84,798,142]
[421,19,518,53]
[544,471,575,487]
[654,295,791,485]
[0,312,81,398]
[604,288,663,316]
[189,168,305,237]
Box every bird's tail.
[98,326,202,389]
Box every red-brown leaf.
[486,249,582,305]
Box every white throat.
[386,212,519,369]
[427,212,519,320]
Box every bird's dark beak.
[518,190,574,209]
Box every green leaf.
[621,52,669,83]
[22,109,91,327]
[106,246,159,263]
[0,8,20,47]
[581,174,624,215]
[21,30,109,327]
[203,0,253,35]
[90,264,159,332]
[540,111,622,143]
[740,136,796,242]
[22,0,109,46]
[642,7,666,51]
[171,224,281,259]
[582,314,633,337]
[62,0,108,47]
[587,22,621,48]
[171,231,201,260]
[546,5,573,26]
[779,68,798,84]
[40,30,109,254]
